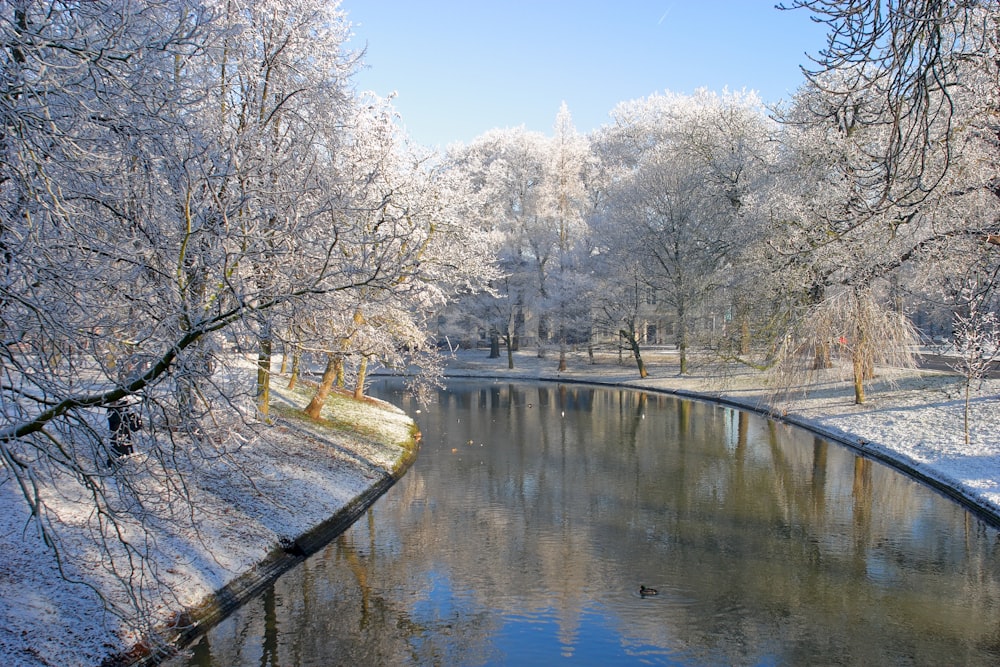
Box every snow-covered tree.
[0,0,497,635]
[441,127,549,358]
[784,0,999,213]
[950,279,1000,445]
[0,0,234,631]
[541,104,592,371]
[764,1,1000,400]
[597,90,771,374]
[590,253,652,378]
[200,0,357,419]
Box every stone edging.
[443,371,1000,531]
[115,429,421,667]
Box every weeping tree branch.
[780,0,991,209]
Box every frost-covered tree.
[780,2,1000,295]
[203,0,357,419]
[591,254,652,378]
[0,0,495,638]
[764,77,928,399]
[441,107,595,368]
[783,0,999,212]
[292,93,498,408]
[598,90,770,374]
[950,279,1000,445]
[764,2,1000,399]
[0,0,235,633]
[541,104,592,371]
[442,127,548,356]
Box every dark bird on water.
[639,585,658,597]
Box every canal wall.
[433,349,1000,531]
[113,391,421,667]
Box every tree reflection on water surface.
[172,379,1000,666]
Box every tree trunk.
[852,318,869,404]
[677,314,689,375]
[676,300,690,375]
[512,303,523,351]
[558,327,567,372]
[286,348,301,389]
[354,356,368,400]
[335,354,345,388]
[964,380,971,446]
[740,314,751,356]
[504,333,515,369]
[852,349,866,404]
[257,337,272,419]
[489,330,500,358]
[304,354,338,419]
[537,314,549,357]
[813,341,832,370]
[621,329,648,378]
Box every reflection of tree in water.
[175,380,1000,666]
[328,506,502,666]
[338,522,370,624]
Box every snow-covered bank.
[0,380,418,667]
[438,348,1000,525]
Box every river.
[169,378,1000,665]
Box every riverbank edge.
[117,407,421,667]
[439,368,1000,531]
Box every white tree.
[597,90,771,374]
[540,104,592,371]
[589,251,653,378]
[779,5,1000,299]
[783,0,1000,214]
[302,95,497,400]
[950,280,1000,445]
[763,4,1000,400]
[201,0,357,419]
[441,127,549,356]
[0,0,493,636]
[0,0,236,631]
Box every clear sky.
[341,2,832,148]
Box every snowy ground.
[439,347,1000,523]
[0,371,416,667]
[2,347,997,667]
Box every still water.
[173,378,1000,666]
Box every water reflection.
[171,379,1000,666]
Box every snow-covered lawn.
[0,375,416,667]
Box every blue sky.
[341,2,831,148]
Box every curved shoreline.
[582,375,1000,531]
[436,354,1000,532]
[0,374,424,667]
[99,388,424,667]
[127,432,420,667]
